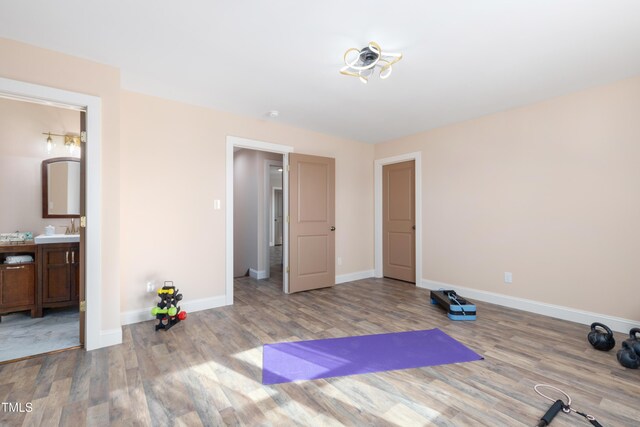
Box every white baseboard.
[336,270,375,284]
[98,328,123,349]
[421,278,638,333]
[120,295,228,326]
[250,268,268,280]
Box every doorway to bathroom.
[0,95,85,363]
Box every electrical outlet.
[337,257,342,266]
[146,282,155,293]
[504,272,513,284]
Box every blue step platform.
[430,290,477,321]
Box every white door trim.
[374,152,422,283]
[263,159,282,278]
[226,136,293,301]
[271,186,283,246]
[0,77,104,351]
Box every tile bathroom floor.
[0,307,79,363]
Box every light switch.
[214,199,221,210]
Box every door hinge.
[80,131,87,143]
[80,216,87,228]
[286,266,290,273]
[286,215,289,223]
[286,164,290,172]
[80,301,86,312]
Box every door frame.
[264,159,283,277]
[271,186,283,246]
[226,136,293,302]
[0,77,102,351]
[374,152,422,284]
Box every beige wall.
[4,36,638,333]
[120,90,375,315]
[375,75,640,322]
[5,36,636,331]
[0,37,374,336]
[0,97,80,234]
[0,38,121,332]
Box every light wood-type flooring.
[1,277,639,426]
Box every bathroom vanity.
[0,242,38,318]
[0,156,83,320]
[38,241,80,311]
[0,236,80,319]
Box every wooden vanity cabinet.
[0,243,38,318]
[38,242,80,309]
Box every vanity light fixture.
[42,132,81,154]
[340,41,403,84]
[45,132,54,152]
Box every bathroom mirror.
[42,157,80,218]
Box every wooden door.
[383,160,416,283]
[79,111,86,346]
[289,153,335,293]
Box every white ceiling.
[2,1,640,144]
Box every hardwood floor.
[1,277,638,426]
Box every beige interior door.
[78,111,86,346]
[383,160,415,283]
[289,153,335,293]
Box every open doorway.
[226,136,293,303]
[0,96,84,362]
[226,137,338,299]
[232,148,284,289]
[0,76,103,352]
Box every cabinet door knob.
[6,265,25,270]
[66,251,69,264]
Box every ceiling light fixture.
[340,41,402,84]
[42,132,81,154]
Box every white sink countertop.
[34,234,80,244]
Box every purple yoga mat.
[262,328,483,385]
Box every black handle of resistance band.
[536,400,564,427]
